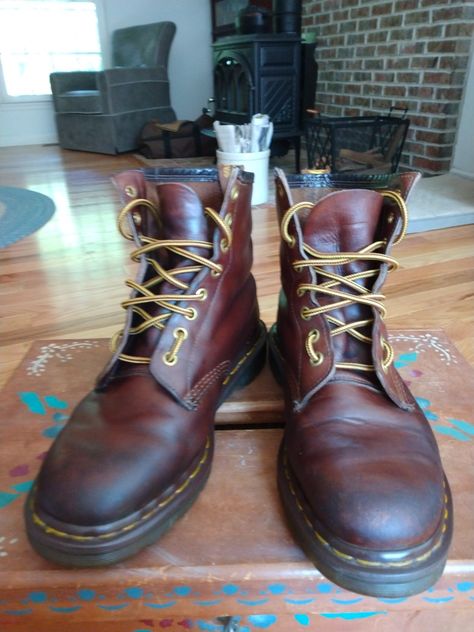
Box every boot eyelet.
[231,186,239,200]
[162,328,188,366]
[211,267,223,277]
[224,213,233,226]
[296,287,305,297]
[300,306,311,320]
[220,238,230,253]
[186,308,198,320]
[310,351,324,367]
[132,211,142,226]
[309,329,320,343]
[124,185,137,198]
[380,336,393,373]
[163,352,177,367]
[197,288,208,300]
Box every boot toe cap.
[290,445,446,551]
[325,468,445,549]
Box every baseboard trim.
[450,167,474,180]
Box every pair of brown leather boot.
[24,167,452,597]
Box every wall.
[0,0,213,147]
[302,0,474,174]
[0,100,57,148]
[451,36,474,178]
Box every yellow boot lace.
[112,198,233,366]
[280,191,408,372]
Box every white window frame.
[0,0,107,104]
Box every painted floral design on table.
[26,340,100,376]
[3,580,474,626]
[388,332,474,442]
[0,535,19,558]
[388,332,458,367]
[1,341,99,512]
[0,392,69,512]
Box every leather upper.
[283,380,444,549]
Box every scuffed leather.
[284,381,444,548]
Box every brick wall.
[302,0,474,174]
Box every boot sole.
[278,446,453,598]
[24,321,267,567]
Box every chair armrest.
[50,71,98,95]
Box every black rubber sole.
[278,445,453,598]
[24,322,267,567]
[219,320,267,404]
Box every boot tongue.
[146,183,212,294]
[301,189,384,376]
[157,183,212,277]
[158,183,211,243]
[302,189,383,254]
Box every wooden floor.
[1,144,473,389]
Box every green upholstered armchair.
[50,22,177,154]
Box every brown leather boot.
[270,169,452,597]
[25,167,266,566]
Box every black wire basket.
[304,109,410,174]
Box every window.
[0,0,102,99]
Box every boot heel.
[220,321,267,402]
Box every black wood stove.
[212,33,302,170]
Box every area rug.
[0,186,56,248]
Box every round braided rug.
[0,186,55,248]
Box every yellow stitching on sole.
[31,438,211,542]
[283,452,448,569]
[222,337,260,386]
